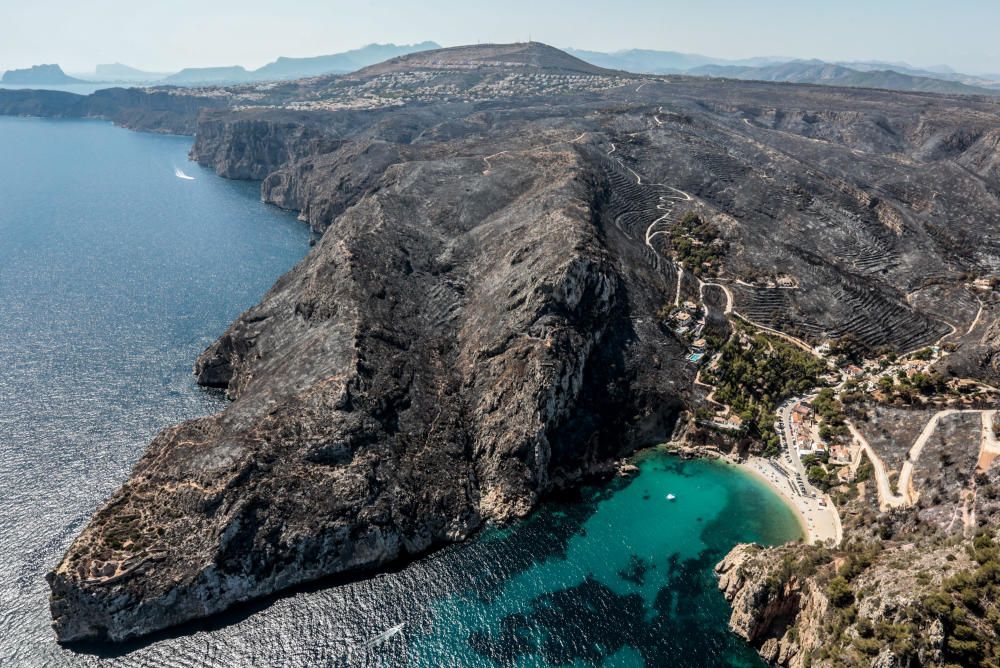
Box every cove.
[402,452,803,667]
[0,117,800,667]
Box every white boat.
[666,493,676,501]
[174,167,195,180]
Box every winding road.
[846,421,908,510]
[700,282,734,314]
[733,312,819,357]
[848,409,999,510]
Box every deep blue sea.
[0,116,801,667]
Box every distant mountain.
[566,48,788,74]
[564,48,1000,95]
[353,42,613,78]
[93,63,169,82]
[161,42,443,85]
[162,66,254,85]
[688,60,1000,96]
[837,61,1000,89]
[1,64,85,85]
[254,42,441,80]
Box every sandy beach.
[734,456,842,546]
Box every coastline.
[659,444,841,546]
[734,455,841,546]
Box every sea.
[0,83,127,96]
[0,116,802,667]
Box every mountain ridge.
[163,42,443,84]
[93,63,170,82]
[688,60,1000,96]
[9,45,999,96]
[254,41,441,79]
[564,47,790,74]
[350,41,616,77]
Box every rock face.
[19,41,1000,644]
[47,133,688,642]
[190,112,343,179]
[716,529,1000,667]
[716,544,829,668]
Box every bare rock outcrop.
[48,141,687,642]
[716,544,828,668]
[20,41,1000,647]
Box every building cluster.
[208,69,640,114]
[741,274,798,289]
[852,353,935,397]
[670,300,708,364]
[788,403,824,455]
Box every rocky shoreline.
[715,544,829,668]
[4,42,999,661]
[46,95,692,643]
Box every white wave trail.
[363,622,405,647]
[173,167,195,180]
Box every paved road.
[778,400,820,496]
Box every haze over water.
[0,117,801,666]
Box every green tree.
[826,576,854,607]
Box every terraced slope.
[5,43,998,641]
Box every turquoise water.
[403,452,802,666]
[0,116,801,667]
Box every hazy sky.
[3,0,998,74]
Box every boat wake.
[173,167,195,180]
[363,622,405,647]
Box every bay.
[0,116,800,667]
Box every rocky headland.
[1,63,84,85]
[4,42,1000,660]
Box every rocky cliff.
[716,544,830,668]
[190,111,344,179]
[31,43,1000,647]
[48,129,688,642]
[718,522,1000,667]
[0,86,227,134]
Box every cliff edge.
[48,138,687,642]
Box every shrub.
[827,576,855,607]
